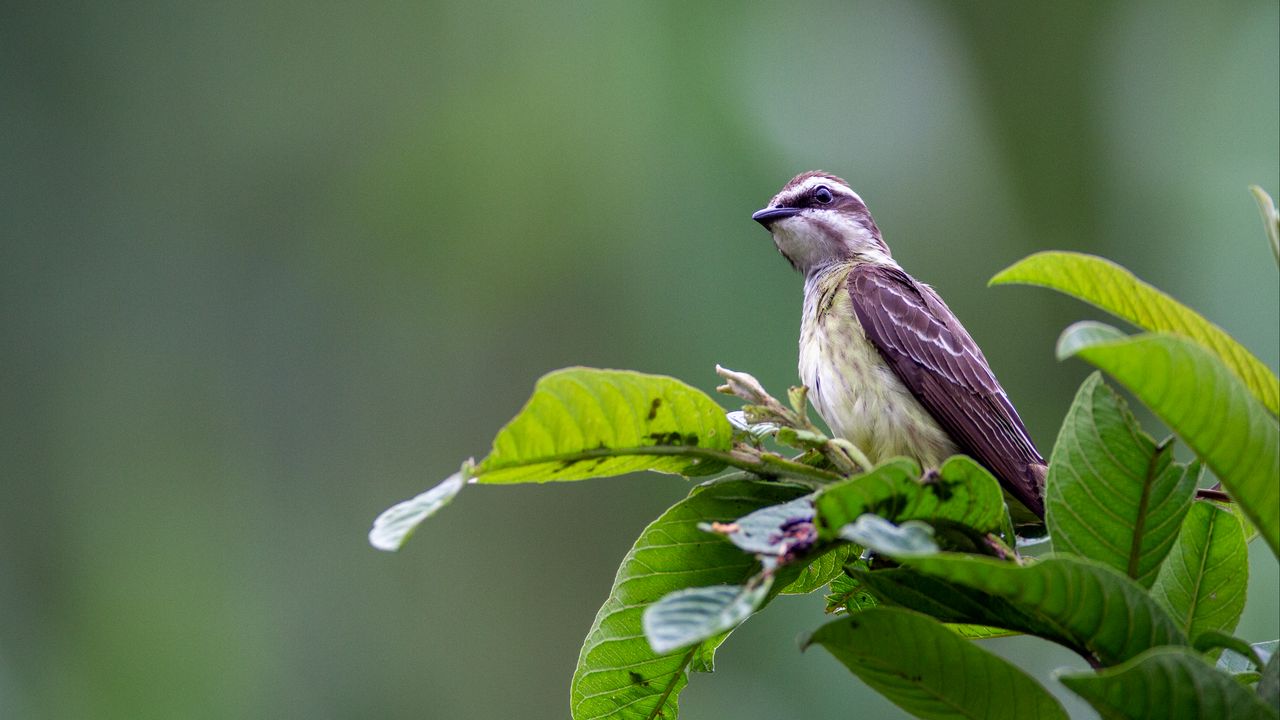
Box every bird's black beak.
[752,206,801,228]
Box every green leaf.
[570,477,806,720]
[1045,373,1198,586]
[1251,185,1280,268]
[367,472,465,551]
[1151,501,1249,640]
[991,251,1279,415]
[849,567,1018,639]
[1056,323,1280,558]
[804,607,1068,720]
[1058,646,1279,720]
[477,367,733,483]
[904,554,1186,665]
[373,369,740,550]
[642,579,772,654]
[831,565,1017,637]
[780,543,859,595]
[825,571,877,615]
[814,456,1008,541]
[838,515,939,557]
[854,567,1047,635]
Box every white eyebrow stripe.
[774,176,864,206]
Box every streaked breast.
[798,263,957,467]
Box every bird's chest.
[798,268,954,464]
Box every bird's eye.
[814,186,834,205]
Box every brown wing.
[847,263,1045,518]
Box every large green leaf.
[1045,373,1198,586]
[814,456,1008,542]
[855,567,1048,636]
[805,608,1067,720]
[991,251,1279,415]
[904,554,1186,666]
[1058,646,1278,720]
[1151,501,1249,640]
[370,368,737,550]
[477,367,733,483]
[570,477,806,720]
[1057,323,1280,558]
[829,565,1020,637]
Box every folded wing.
[847,263,1045,518]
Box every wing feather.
[848,264,1046,518]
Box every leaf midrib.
[643,645,697,720]
[1127,444,1166,579]
[479,445,842,485]
[1180,512,1217,634]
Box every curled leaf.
[993,251,1278,414]
[837,514,939,557]
[368,472,466,552]
[642,579,773,654]
[1251,185,1280,267]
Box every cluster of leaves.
[370,188,1280,719]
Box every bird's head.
[752,171,890,274]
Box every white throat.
[769,210,893,276]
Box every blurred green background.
[3,2,1277,718]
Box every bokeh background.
[3,2,1277,718]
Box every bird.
[752,170,1046,521]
